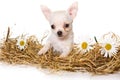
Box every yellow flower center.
[105,43,112,50]
[20,40,25,46]
[81,42,88,49]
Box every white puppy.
[38,2,78,57]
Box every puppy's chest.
[50,37,73,53]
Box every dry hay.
[0,29,120,75]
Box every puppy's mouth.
[57,34,65,39]
[58,35,63,37]
[57,34,67,40]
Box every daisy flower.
[16,36,27,50]
[100,35,119,57]
[77,37,94,53]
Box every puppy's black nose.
[57,31,62,36]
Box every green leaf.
[94,36,98,43]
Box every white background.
[0,0,120,80]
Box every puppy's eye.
[65,24,69,28]
[51,24,55,29]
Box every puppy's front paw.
[38,48,46,55]
[59,53,68,58]
[38,43,51,55]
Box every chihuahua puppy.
[38,2,78,57]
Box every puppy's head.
[41,2,78,39]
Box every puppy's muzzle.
[57,31,62,37]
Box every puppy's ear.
[67,2,78,19]
[41,5,52,21]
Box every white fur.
[38,2,78,57]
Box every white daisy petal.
[16,36,27,50]
[99,32,120,57]
[77,37,94,54]
[104,52,108,57]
